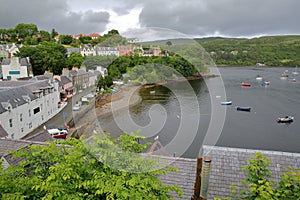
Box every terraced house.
[0,78,60,139]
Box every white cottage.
[0,79,60,139]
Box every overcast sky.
[1,0,300,39]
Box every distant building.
[66,48,80,57]
[54,75,74,101]
[0,44,20,59]
[96,66,108,77]
[127,38,139,44]
[62,67,89,90]
[96,46,119,56]
[0,57,33,80]
[80,44,96,56]
[118,45,133,56]
[0,79,60,139]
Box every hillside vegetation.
[196,35,300,67]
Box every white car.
[72,104,81,111]
[85,93,95,98]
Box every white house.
[0,79,61,139]
[96,66,108,77]
[96,46,119,56]
[80,45,96,56]
[1,57,33,80]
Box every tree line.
[197,35,300,67]
[0,23,127,47]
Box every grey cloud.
[1,0,300,37]
[0,0,110,34]
[138,0,300,37]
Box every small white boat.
[292,66,298,75]
[277,116,294,123]
[221,101,232,105]
[150,90,155,94]
[256,75,263,81]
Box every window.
[21,128,24,132]
[29,109,31,117]
[33,107,40,114]
[20,114,23,122]
[29,123,32,129]
[9,119,13,127]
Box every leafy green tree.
[60,35,73,45]
[0,133,183,199]
[15,23,38,39]
[16,42,67,75]
[51,28,58,39]
[79,35,92,44]
[96,74,105,91]
[67,52,84,69]
[39,30,51,42]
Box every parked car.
[85,93,95,98]
[72,103,81,111]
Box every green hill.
[196,35,300,67]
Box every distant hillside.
[196,35,300,66]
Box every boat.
[256,75,263,81]
[261,81,270,86]
[281,71,289,80]
[292,66,298,75]
[288,78,296,82]
[221,101,232,105]
[242,82,251,87]
[236,106,251,112]
[277,116,294,123]
[150,90,155,94]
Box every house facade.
[96,46,119,56]
[0,79,60,139]
[80,45,96,56]
[0,44,20,59]
[0,57,33,80]
[62,67,89,90]
[118,45,133,56]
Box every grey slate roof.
[24,131,54,142]
[0,139,46,167]
[202,145,300,199]
[60,76,72,85]
[69,69,88,77]
[158,156,197,199]
[0,80,50,114]
[0,138,43,157]
[0,57,31,66]
[0,124,8,138]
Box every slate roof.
[0,80,50,114]
[0,124,8,138]
[157,156,197,199]
[0,138,43,157]
[202,145,300,199]
[0,57,31,66]
[66,48,80,53]
[69,69,88,77]
[0,139,46,167]
[60,76,72,85]
[24,131,54,142]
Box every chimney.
[200,157,211,200]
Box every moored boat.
[221,101,232,105]
[256,75,263,81]
[262,81,270,86]
[242,82,251,87]
[236,106,251,112]
[277,116,294,123]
